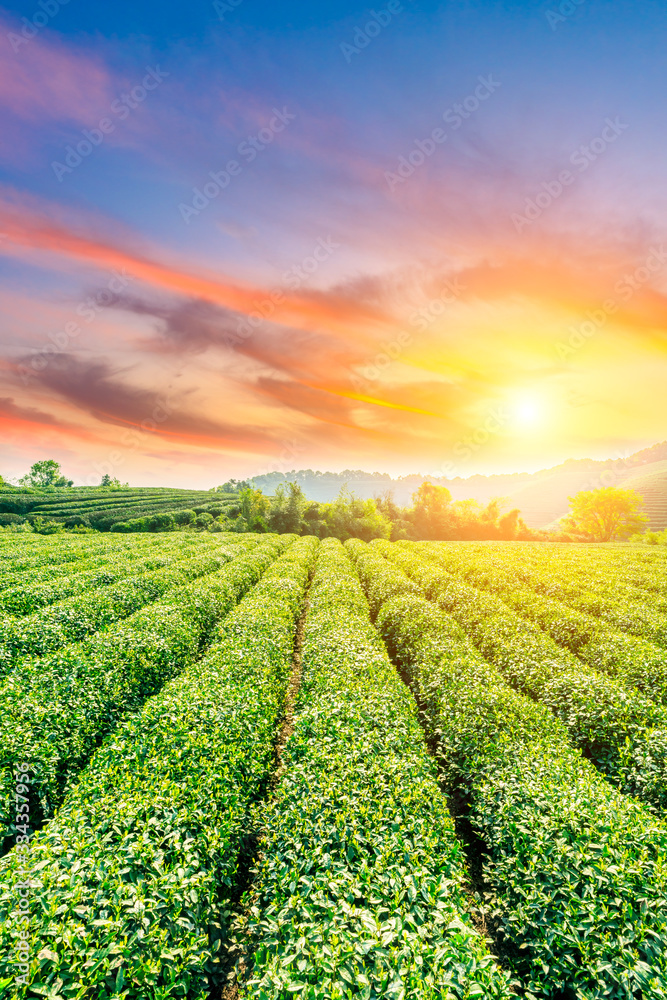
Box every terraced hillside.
[1,533,667,998]
[620,460,667,530]
[490,455,667,530]
[0,486,236,531]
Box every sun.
[511,393,544,430]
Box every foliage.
[18,460,73,489]
[99,473,128,488]
[410,482,454,538]
[211,478,252,494]
[174,508,197,526]
[0,538,186,616]
[239,486,271,531]
[564,486,649,541]
[27,516,65,535]
[0,514,22,526]
[347,553,667,996]
[637,528,667,545]
[241,539,512,999]
[387,542,667,811]
[0,537,311,998]
[268,481,308,534]
[0,537,284,846]
[1,533,667,995]
[0,540,225,670]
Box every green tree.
[100,474,128,489]
[410,482,454,539]
[269,482,307,534]
[211,479,251,494]
[239,487,270,532]
[19,460,73,488]
[564,487,649,542]
[324,487,391,541]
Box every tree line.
[0,460,654,543]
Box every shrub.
[29,517,65,535]
[147,512,175,532]
[173,508,197,526]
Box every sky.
[0,0,666,487]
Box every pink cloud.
[0,15,115,127]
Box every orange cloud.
[0,192,388,342]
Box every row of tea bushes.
[239,539,512,999]
[346,541,667,998]
[381,542,667,812]
[0,537,315,998]
[0,537,286,847]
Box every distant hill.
[252,441,667,530]
[619,460,667,530]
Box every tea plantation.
[1,533,666,998]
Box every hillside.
[253,441,667,529]
[618,460,667,530]
[3,441,666,532]
[0,486,235,531]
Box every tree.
[239,487,270,532]
[211,479,251,495]
[100,474,128,489]
[564,487,649,542]
[19,460,73,488]
[269,482,307,534]
[410,482,454,539]
[498,508,529,540]
[324,487,391,541]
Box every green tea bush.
[0,538,282,844]
[0,537,314,998]
[241,539,512,1000]
[365,580,667,997]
